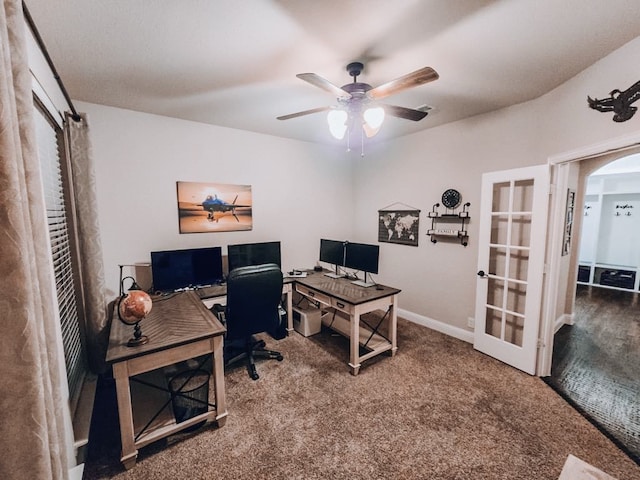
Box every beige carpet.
[83,317,640,479]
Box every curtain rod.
[22,1,81,122]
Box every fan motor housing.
[342,82,372,96]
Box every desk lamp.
[117,276,152,347]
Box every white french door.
[474,165,549,374]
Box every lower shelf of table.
[130,368,218,450]
[320,309,391,355]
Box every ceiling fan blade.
[277,106,331,121]
[368,67,439,100]
[297,73,352,100]
[383,104,429,121]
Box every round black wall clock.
[441,189,461,209]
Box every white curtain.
[0,1,71,478]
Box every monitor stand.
[324,265,343,278]
[351,272,376,288]
[324,272,342,278]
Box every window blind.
[33,103,87,404]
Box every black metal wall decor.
[587,80,640,122]
[427,197,471,246]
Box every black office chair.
[214,263,284,380]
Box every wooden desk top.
[195,277,293,300]
[195,284,227,299]
[295,271,401,305]
[106,290,226,364]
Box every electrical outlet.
[467,317,475,329]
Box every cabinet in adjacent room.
[578,168,640,292]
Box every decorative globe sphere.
[118,290,153,325]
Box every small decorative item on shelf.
[427,191,471,246]
[117,276,152,347]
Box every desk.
[106,290,227,469]
[294,272,401,375]
[196,278,294,333]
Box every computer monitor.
[319,239,345,278]
[227,241,281,273]
[344,242,379,287]
[151,246,224,292]
[319,239,345,266]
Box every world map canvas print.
[378,210,420,246]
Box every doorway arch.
[541,134,640,377]
[544,146,640,463]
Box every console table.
[106,290,227,469]
[294,272,401,375]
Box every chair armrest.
[211,303,226,324]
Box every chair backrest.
[224,263,284,340]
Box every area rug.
[544,286,640,465]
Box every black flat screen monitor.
[227,241,281,273]
[151,246,223,292]
[344,242,379,274]
[319,239,345,266]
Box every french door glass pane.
[505,281,527,315]
[492,182,511,211]
[512,179,534,212]
[488,247,507,278]
[485,307,502,338]
[504,313,525,347]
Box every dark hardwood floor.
[545,284,640,465]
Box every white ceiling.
[24,0,640,145]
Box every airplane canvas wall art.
[176,181,253,233]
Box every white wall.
[80,102,354,297]
[83,34,640,333]
[350,35,640,332]
[350,102,545,330]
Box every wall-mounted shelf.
[427,202,471,246]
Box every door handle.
[477,270,488,278]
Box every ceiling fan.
[277,62,439,139]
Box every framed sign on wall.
[562,189,575,256]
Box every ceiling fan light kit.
[362,106,385,137]
[278,61,439,147]
[327,109,348,139]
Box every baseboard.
[398,308,474,344]
[399,309,573,347]
[69,463,84,480]
[72,373,97,465]
[554,313,574,333]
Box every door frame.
[539,131,640,376]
